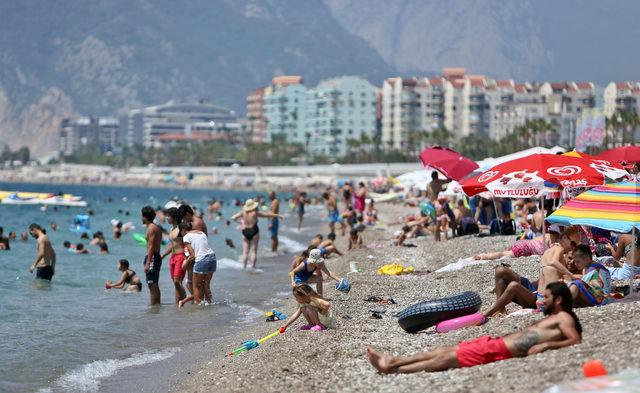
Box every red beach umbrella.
[595,146,640,164]
[461,153,627,198]
[419,146,479,181]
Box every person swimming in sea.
[105,259,142,292]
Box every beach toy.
[265,309,287,322]
[336,278,351,293]
[225,329,282,357]
[397,291,482,333]
[378,264,414,275]
[70,215,91,233]
[435,313,486,333]
[105,283,112,289]
[132,233,147,246]
[583,360,608,378]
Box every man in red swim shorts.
[367,283,582,374]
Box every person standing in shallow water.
[162,207,187,303]
[142,206,162,305]
[232,199,283,270]
[268,191,280,253]
[28,223,56,281]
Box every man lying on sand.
[484,227,581,317]
[368,282,581,374]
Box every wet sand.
[170,204,640,393]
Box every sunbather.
[484,227,580,316]
[368,282,581,373]
[473,224,561,260]
[568,245,611,307]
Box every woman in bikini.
[232,199,283,270]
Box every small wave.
[217,258,263,273]
[52,348,178,392]
[277,236,307,253]
[235,304,264,324]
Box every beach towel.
[377,264,414,275]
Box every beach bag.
[490,219,515,236]
[459,217,479,235]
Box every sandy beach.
[168,203,640,393]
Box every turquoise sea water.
[0,183,313,393]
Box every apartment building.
[59,116,120,156]
[263,76,307,144]
[380,77,445,150]
[246,87,267,143]
[306,76,378,158]
[603,81,640,116]
[539,82,596,146]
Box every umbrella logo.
[547,166,582,177]
[478,171,499,183]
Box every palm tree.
[607,110,640,147]
[429,127,452,147]
[622,110,640,146]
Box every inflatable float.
[0,191,88,207]
[396,291,481,333]
[132,233,147,246]
[70,215,91,233]
[435,312,486,333]
[132,233,169,246]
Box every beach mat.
[435,257,493,273]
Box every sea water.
[0,183,310,393]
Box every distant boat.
[0,191,88,207]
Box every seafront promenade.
[0,162,421,190]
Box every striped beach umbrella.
[546,181,640,232]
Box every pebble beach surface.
[170,204,640,393]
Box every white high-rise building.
[306,76,378,158]
[380,77,445,150]
[603,81,640,117]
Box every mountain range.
[1,0,639,156]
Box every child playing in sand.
[105,259,142,292]
[290,248,350,296]
[393,226,410,246]
[348,228,364,250]
[279,284,335,332]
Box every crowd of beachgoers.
[4,158,640,392]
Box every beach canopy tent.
[595,145,640,164]
[396,169,432,191]
[475,146,565,172]
[546,181,640,233]
[461,153,629,198]
[419,146,479,182]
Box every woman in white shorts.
[179,221,216,306]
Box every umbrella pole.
[541,196,547,250]
[632,226,638,295]
[492,197,501,234]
